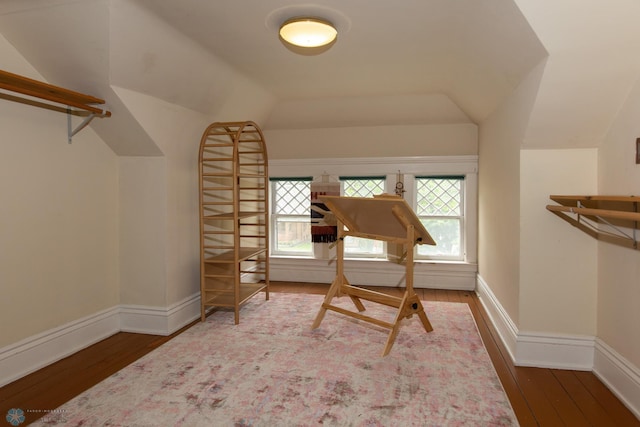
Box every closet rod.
[0,91,93,117]
[546,204,640,222]
[0,69,111,117]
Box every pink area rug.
[36,293,518,426]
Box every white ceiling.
[0,0,547,134]
[134,0,547,126]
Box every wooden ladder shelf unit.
[546,195,640,250]
[198,121,269,324]
[0,69,111,142]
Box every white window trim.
[268,156,478,289]
[414,176,466,262]
[270,179,313,257]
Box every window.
[415,176,464,260]
[340,176,386,257]
[341,177,385,198]
[268,156,477,268]
[270,178,312,255]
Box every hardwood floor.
[1,282,638,426]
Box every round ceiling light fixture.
[279,17,337,48]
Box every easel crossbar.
[322,303,395,329]
[343,231,411,244]
[341,285,402,308]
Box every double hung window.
[415,176,464,260]
[270,178,312,255]
[269,165,471,263]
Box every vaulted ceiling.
[134,0,546,127]
[0,0,544,126]
[1,0,640,154]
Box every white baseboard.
[594,339,640,419]
[270,257,477,290]
[0,307,120,387]
[0,293,201,387]
[476,274,593,370]
[119,293,201,335]
[477,274,640,419]
[515,332,594,371]
[475,274,518,362]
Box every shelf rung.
[203,142,234,146]
[202,173,234,177]
[206,131,237,136]
[203,157,234,162]
[203,289,234,294]
[202,187,233,191]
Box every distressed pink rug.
[37,293,518,426]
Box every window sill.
[268,256,477,290]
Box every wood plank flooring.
[1,282,638,426]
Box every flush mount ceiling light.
[279,17,337,48]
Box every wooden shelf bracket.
[546,195,640,250]
[0,69,111,143]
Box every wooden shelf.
[198,121,269,324]
[0,69,111,142]
[0,70,110,116]
[202,283,268,308]
[202,211,267,220]
[546,195,640,250]
[203,247,267,263]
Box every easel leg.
[312,274,343,329]
[313,221,367,327]
[342,276,366,312]
[381,292,409,356]
[408,294,433,333]
[380,292,433,356]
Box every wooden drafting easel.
[311,194,437,356]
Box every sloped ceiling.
[514,0,640,149]
[2,0,597,154]
[135,0,547,127]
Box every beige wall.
[0,36,119,347]
[113,83,274,308]
[264,123,477,160]
[0,27,276,350]
[597,73,640,368]
[477,60,546,327]
[118,157,168,306]
[519,149,597,335]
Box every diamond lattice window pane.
[343,179,385,198]
[416,178,462,216]
[274,181,310,215]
